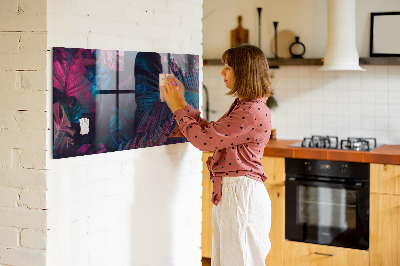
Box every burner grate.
[296,136,378,151]
[301,135,339,149]
[340,137,377,151]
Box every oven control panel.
[318,162,332,173]
[286,158,369,180]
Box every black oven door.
[285,177,369,250]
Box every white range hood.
[320,0,365,71]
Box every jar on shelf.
[289,36,306,58]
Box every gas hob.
[289,135,382,151]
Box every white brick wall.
[46,1,203,266]
[2,0,203,265]
[0,248,46,266]
[0,169,47,189]
[0,227,19,247]
[21,229,47,250]
[0,0,48,265]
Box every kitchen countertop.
[263,139,400,165]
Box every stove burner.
[295,136,378,151]
[301,135,339,149]
[340,137,377,151]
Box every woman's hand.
[172,77,187,108]
[166,75,187,108]
[161,75,185,113]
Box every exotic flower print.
[52,47,199,159]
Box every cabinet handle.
[314,252,335,257]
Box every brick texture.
[0,169,47,189]
[2,0,203,265]
[0,187,19,208]
[21,229,46,250]
[46,0,203,265]
[0,0,47,264]
[0,227,19,247]
[0,208,47,230]
[19,189,47,209]
[0,247,46,266]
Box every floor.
[202,257,211,266]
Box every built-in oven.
[285,158,370,250]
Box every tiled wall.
[203,65,400,145]
[272,65,400,144]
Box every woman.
[161,44,273,266]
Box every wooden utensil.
[231,16,249,48]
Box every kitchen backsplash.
[203,65,400,145]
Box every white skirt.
[212,176,271,266]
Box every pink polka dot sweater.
[172,97,272,206]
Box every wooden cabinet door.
[265,184,285,266]
[370,193,400,266]
[284,241,369,266]
[262,156,285,265]
[262,156,285,186]
[370,163,400,195]
[202,152,213,258]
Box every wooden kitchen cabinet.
[202,152,213,258]
[262,156,285,266]
[370,193,400,266]
[264,184,285,266]
[284,241,369,266]
[370,163,400,266]
[261,156,285,186]
[370,163,400,195]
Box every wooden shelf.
[202,59,223,66]
[203,58,323,67]
[359,57,400,65]
[268,58,323,67]
[203,57,400,67]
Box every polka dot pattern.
[172,97,272,206]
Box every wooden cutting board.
[231,16,249,48]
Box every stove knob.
[340,164,347,174]
[305,162,312,171]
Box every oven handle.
[314,252,335,257]
[286,177,364,189]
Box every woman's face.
[220,64,235,89]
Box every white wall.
[203,0,400,58]
[0,0,48,265]
[203,0,326,59]
[203,0,400,145]
[46,1,203,266]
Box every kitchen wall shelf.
[268,58,323,67]
[203,58,323,68]
[359,57,400,65]
[203,57,400,67]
